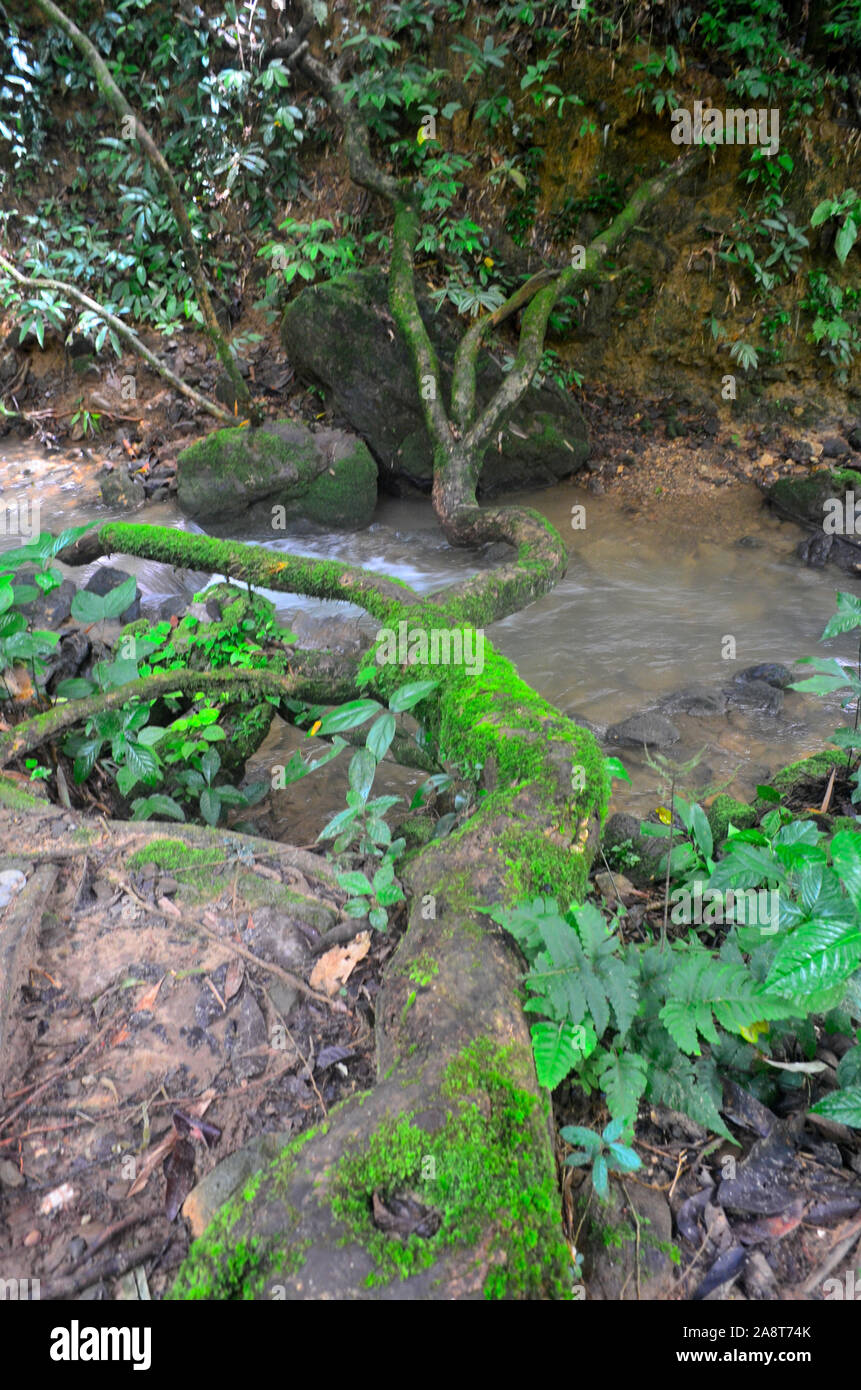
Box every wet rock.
[734,663,793,689]
[796,531,834,567]
[83,565,140,622]
[182,1130,292,1238]
[658,685,728,717]
[821,435,848,459]
[605,712,680,748]
[44,629,91,692]
[281,267,588,495]
[14,566,76,629]
[578,1180,676,1300]
[244,906,315,973]
[724,680,784,716]
[97,465,145,509]
[156,596,187,622]
[229,989,268,1081]
[601,813,665,887]
[848,424,861,451]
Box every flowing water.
[1,440,857,834]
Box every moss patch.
[328,1039,572,1299]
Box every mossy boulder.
[281,268,589,495]
[767,469,861,571]
[177,419,377,532]
[705,794,758,846]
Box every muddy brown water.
[1,440,858,836]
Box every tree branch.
[56,522,420,623]
[27,0,259,423]
[0,256,238,427]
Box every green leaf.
[316,698,381,733]
[661,955,798,1055]
[54,677,97,699]
[338,870,374,896]
[131,793,185,822]
[367,712,396,761]
[70,588,107,624]
[810,1085,861,1127]
[591,1154,609,1200]
[199,747,221,785]
[766,917,861,997]
[317,806,361,841]
[344,898,370,918]
[594,1049,648,1126]
[604,756,631,783]
[388,680,438,712]
[822,591,861,640]
[199,787,221,826]
[531,1020,596,1090]
[831,829,861,906]
[560,1125,602,1154]
[369,907,388,931]
[607,1143,642,1174]
[348,747,377,804]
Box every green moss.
[0,774,47,810]
[328,1039,573,1299]
[706,794,758,846]
[127,838,226,873]
[169,1123,322,1299]
[770,750,849,799]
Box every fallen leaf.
[224,959,244,1001]
[310,932,371,996]
[135,976,164,1012]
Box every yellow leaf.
[309,720,322,736]
[483,256,494,269]
[739,1020,769,1045]
[655,805,672,825]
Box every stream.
[1,440,857,838]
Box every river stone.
[724,679,784,716]
[281,267,589,495]
[177,420,377,531]
[604,712,680,748]
[13,565,76,629]
[734,663,794,689]
[658,685,728,717]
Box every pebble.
[24,1229,40,1247]
[0,1158,24,1188]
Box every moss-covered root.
[171,691,606,1301]
[169,876,574,1300]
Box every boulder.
[281,267,589,494]
[604,712,680,749]
[767,469,861,573]
[177,420,377,532]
